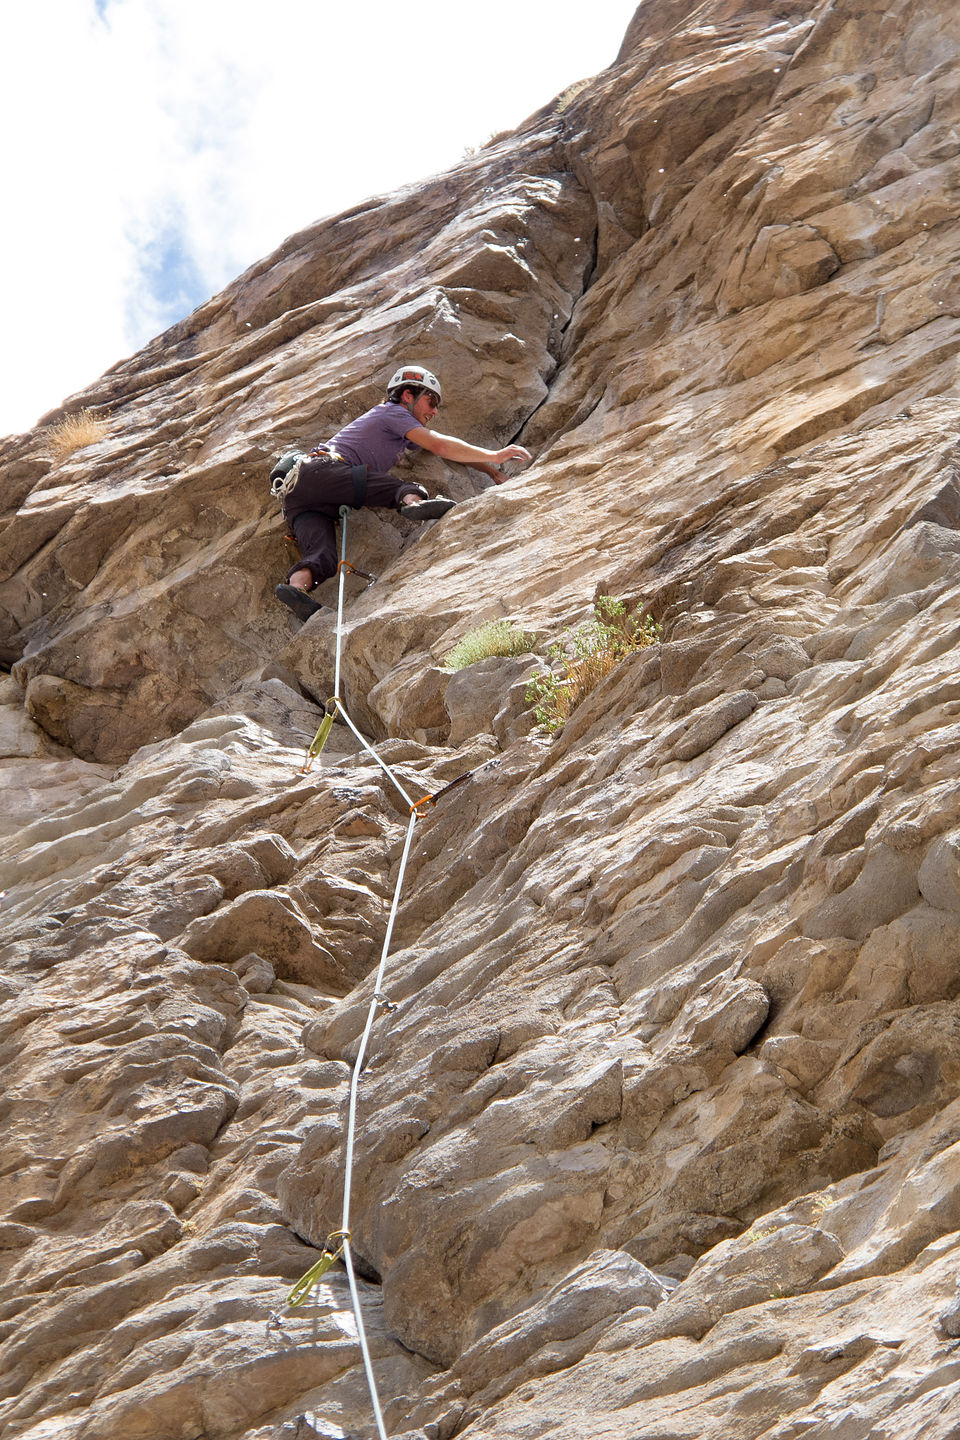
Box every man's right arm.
[406,426,531,472]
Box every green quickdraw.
[286,1229,351,1307]
[302,699,340,773]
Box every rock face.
[4,1,960,1437]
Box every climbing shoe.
[399,497,456,521]
[275,584,326,622]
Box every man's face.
[411,390,439,425]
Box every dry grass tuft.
[47,408,108,461]
[555,78,591,113]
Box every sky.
[1,0,640,440]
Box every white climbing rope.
[342,807,418,1240]
[291,507,428,1439]
[332,515,349,701]
[338,807,418,1440]
[337,705,417,808]
[276,509,504,1427]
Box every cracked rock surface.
[5,2,960,1438]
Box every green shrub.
[443,621,538,671]
[526,597,660,733]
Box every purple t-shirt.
[327,402,422,474]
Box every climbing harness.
[269,450,306,501]
[283,505,500,1440]
[269,447,369,508]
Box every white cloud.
[0,0,638,438]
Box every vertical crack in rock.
[513,213,602,451]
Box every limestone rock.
[937,1279,960,1338]
[443,653,542,747]
[5,1,960,1438]
[617,1223,844,1344]
[180,889,350,989]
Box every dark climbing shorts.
[283,455,427,586]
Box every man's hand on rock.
[496,444,532,466]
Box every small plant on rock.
[555,78,591,113]
[526,596,660,733]
[443,621,538,671]
[47,407,108,460]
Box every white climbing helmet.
[386,363,442,403]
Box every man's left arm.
[473,461,507,484]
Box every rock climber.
[273,362,532,621]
